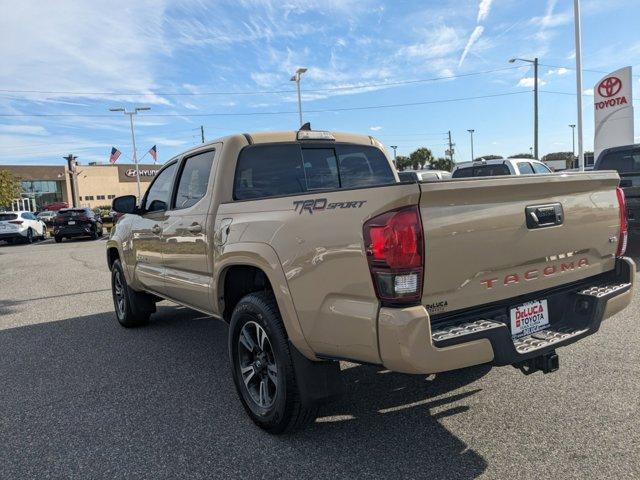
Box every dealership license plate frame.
[509,299,550,340]
[68,220,75,225]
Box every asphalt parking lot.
[1,238,639,479]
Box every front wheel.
[229,292,318,434]
[54,235,63,243]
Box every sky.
[0,0,639,166]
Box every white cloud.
[398,25,462,59]
[458,26,484,67]
[518,77,547,88]
[0,0,172,103]
[583,88,594,96]
[548,67,569,76]
[369,126,383,131]
[0,125,48,135]
[477,0,494,23]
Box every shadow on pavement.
[0,304,488,479]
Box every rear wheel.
[111,259,155,327]
[229,292,318,434]
[24,228,34,244]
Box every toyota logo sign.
[597,76,622,98]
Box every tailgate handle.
[525,204,564,229]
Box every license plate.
[510,299,549,339]
[68,220,75,225]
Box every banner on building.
[594,66,634,162]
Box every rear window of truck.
[452,164,511,178]
[233,143,395,200]
[596,149,640,174]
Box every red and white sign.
[594,67,634,161]
[510,299,549,339]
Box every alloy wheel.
[238,321,278,409]
[113,270,126,318]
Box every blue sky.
[1,0,639,165]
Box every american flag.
[109,147,121,164]
[148,145,157,163]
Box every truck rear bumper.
[378,257,634,375]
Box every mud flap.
[289,342,344,406]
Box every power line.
[0,66,522,97]
[538,63,640,78]
[0,91,530,118]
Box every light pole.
[390,145,398,166]
[467,129,475,162]
[573,0,585,171]
[109,106,150,200]
[569,124,576,166]
[290,68,307,127]
[63,154,79,208]
[509,57,539,159]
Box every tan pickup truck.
[107,126,634,433]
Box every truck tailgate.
[419,172,621,315]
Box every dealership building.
[1,163,161,210]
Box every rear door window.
[517,162,535,174]
[532,162,551,174]
[597,149,640,173]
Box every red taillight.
[616,186,628,257]
[9,220,23,225]
[364,205,424,303]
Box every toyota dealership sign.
[594,66,634,162]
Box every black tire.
[111,259,155,327]
[24,228,34,244]
[229,292,318,434]
[54,235,62,243]
[91,226,99,240]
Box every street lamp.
[467,129,475,162]
[290,67,308,127]
[109,106,151,200]
[569,124,576,166]
[509,57,539,159]
[390,145,398,165]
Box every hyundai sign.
[594,66,634,162]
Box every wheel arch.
[214,242,316,360]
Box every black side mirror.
[112,195,137,214]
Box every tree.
[0,170,21,209]
[409,148,434,170]
[431,157,455,172]
[542,151,574,161]
[474,155,503,161]
[508,153,534,159]
[395,155,411,171]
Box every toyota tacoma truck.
[106,126,634,433]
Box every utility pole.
[509,57,539,159]
[109,106,150,200]
[63,154,79,208]
[200,125,205,144]
[573,0,585,171]
[447,131,455,162]
[467,129,475,162]
[290,68,308,127]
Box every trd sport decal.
[293,198,367,214]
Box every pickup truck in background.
[595,143,640,238]
[107,127,634,433]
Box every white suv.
[0,211,48,244]
[452,158,551,178]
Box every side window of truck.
[517,162,535,174]
[174,150,215,209]
[144,162,177,212]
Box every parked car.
[399,169,451,182]
[452,158,551,178]
[53,208,103,243]
[107,127,632,434]
[37,210,57,225]
[594,143,640,239]
[43,201,69,211]
[0,211,48,244]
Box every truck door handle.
[187,223,202,233]
[151,224,162,234]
